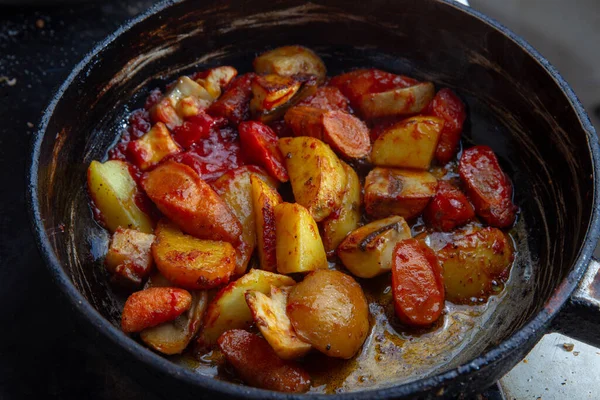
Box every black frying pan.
[27,0,600,398]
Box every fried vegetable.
[298,86,349,111]
[371,116,444,169]
[357,82,435,119]
[251,174,282,272]
[218,330,312,393]
[423,181,474,231]
[213,166,278,275]
[246,286,312,360]
[284,106,371,160]
[338,216,411,278]
[152,220,236,290]
[141,160,242,243]
[194,66,238,99]
[392,239,445,326]
[105,228,155,287]
[150,76,214,127]
[424,225,514,303]
[238,121,289,182]
[321,162,361,254]
[87,160,153,233]
[121,287,192,333]
[207,73,255,125]
[254,45,326,82]
[287,270,369,359]
[250,74,302,115]
[425,88,466,164]
[459,146,517,228]
[198,269,295,347]
[127,122,181,170]
[278,137,347,222]
[274,202,328,274]
[364,167,437,219]
[140,273,208,355]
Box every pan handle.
[551,258,600,347]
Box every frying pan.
[27,0,600,398]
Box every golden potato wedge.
[274,202,328,274]
[105,228,155,287]
[358,82,435,119]
[253,45,326,82]
[140,272,209,355]
[278,137,347,222]
[250,74,302,115]
[246,286,311,360]
[371,116,444,169]
[195,66,238,99]
[213,166,279,275]
[321,162,361,254]
[198,269,296,347]
[128,122,181,171]
[364,167,438,219]
[424,225,514,303]
[287,270,369,359]
[251,174,282,272]
[87,160,153,233]
[338,216,411,278]
[141,161,242,243]
[152,220,236,290]
[151,76,215,126]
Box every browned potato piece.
[105,228,155,287]
[250,74,302,115]
[358,82,434,119]
[140,273,209,355]
[278,137,347,222]
[371,116,444,169]
[287,270,369,359]
[364,167,438,219]
[152,220,236,290]
[254,45,326,82]
[321,162,361,254]
[251,174,282,272]
[128,122,181,171]
[246,286,312,360]
[198,269,296,347]
[424,225,514,303]
[338,216,411,278]
[274,202,328,274]
[195,66,238,99]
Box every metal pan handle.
[551,258,600,347]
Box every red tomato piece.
[144,88,163,111]
[207,73,256,125]
[459,146,517,228]
[121,287,192,333]
[392,239,445,327]
[218,330,311,393]
[425,88,466,164]
[423,181,475,231]
[298,86,350,112]
[238,121,289,182]
[172,112,228,149]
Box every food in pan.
[87,45,517,393]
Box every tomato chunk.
[207,73,255,125]
[459,146,517,228]
[121,287,192,333]
[238,121,289,182]
[425,88,466,164]
[218,330,311,393]
[172,112,228,149]
[392,239,445,327]
[423,181,475,231]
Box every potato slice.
[254,45,326,82]
[150,76,215,126]
[141,160,242,243]
[87,160,153,233]
[423,225,514,303]
[213,166,278,275]
[321,162,361,254]
[140,272,208,355]
[338,216,411,278]
[278,137,347,222]
[364,167,437,219]
[274,202,327,274]
[198,269,295,347]
[250,74,302,115]
[152,220,236,290]
[246,286,311,360]
[195,66,238,99]
[371,116,444,169]
[358,82,435,119]
[105,228,155,287]
[128,122,181,170]
[251,174,282,272]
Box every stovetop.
[0,1,597,399]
